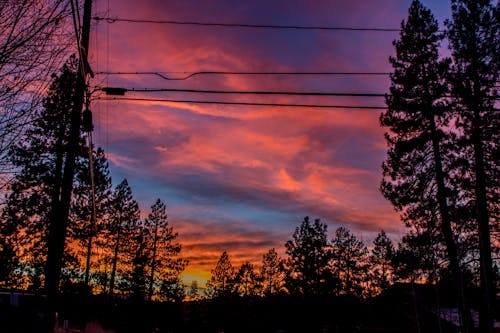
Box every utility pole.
[45,0,92,331]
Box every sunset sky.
[88,0,451,284]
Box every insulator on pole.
[82,108,93,132]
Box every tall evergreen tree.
[2,56,83,291]
[143,199,187,301]
[381,1,472,330]
[331,226,369,297]
[107,179,140,296]
[446,1,499,331]
[370,230,394,293]
[234,261,260,297]
[206,250,235,298]
[261,248,285,296]
[284,216,334,296]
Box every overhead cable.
[99,86,500,100]
[93,16,401,32]
[97,97,387,109]
[96,71,391,80]
[100,87,387,97]
[97,97,499,111]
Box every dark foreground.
[0,284,482,333]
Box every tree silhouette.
[447,1,499,331]
[107,179,140,296]
[145,199,166,300]
[234,261,261,297]
[158,275,186,302]
[284,216,334,296]
[391,230,441,284]
[128,225,149,300]
[143,199,187,301]
[261,248,285,296]
[331,226,368,297]
[370,230,394,293]
[1,56,83,291]
[206,250,235,298]
[381,1,472,330]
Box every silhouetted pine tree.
[107,179,140,296]
[381,1,473,330]
[1,56,84,291]
[446,1,499,331]
[261,248,285,296]
[284,216,334,296]
[370,230,394,293]
[143,199,187,301]
[234,261,261,297]
[331,226,368,297]
[206,250,235,298]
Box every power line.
[97,96,500,111]
[93,16,401,32]
[96,71,391,80]
[99,86,499,100]
[97,96,387,109]
[100,87,387,97]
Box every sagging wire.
[95,70,391,81]
[93,16,402,32]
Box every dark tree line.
[0,58,187,301]
[381,1,498,332]
[205,217,395,300]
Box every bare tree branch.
[0,0,73,182]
